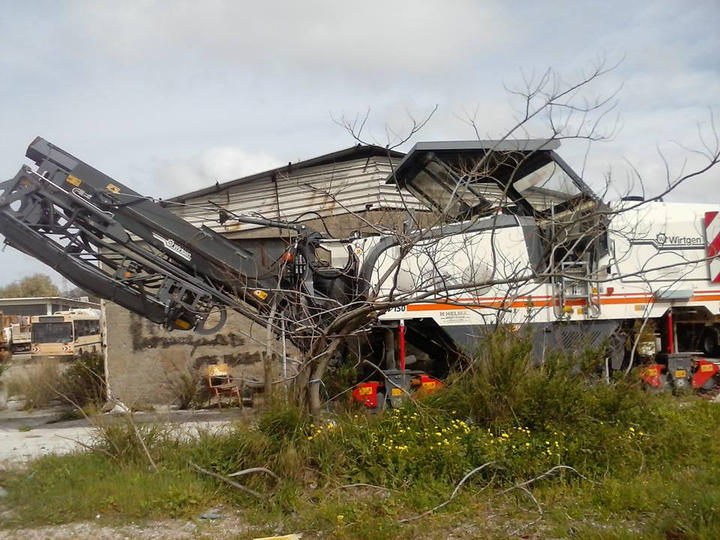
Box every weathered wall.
[105,301,294,407]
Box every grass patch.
[2,331,719,537]
[3,453,214,523]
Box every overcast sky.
[0,0,718,287]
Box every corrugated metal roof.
[170,144,405,202]
[171,156,426,235]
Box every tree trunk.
[307,326,355,414]
[309,352,330,414]
[263,302,278,405]
[263,351,273,403]
[295,361,311,407]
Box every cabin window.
[513,161,582,210]
[408,161,489,217]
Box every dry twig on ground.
[399,461,495,523]
[188,461,263,499]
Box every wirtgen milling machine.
[0,137,718,405]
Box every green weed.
[5,358,62,409]
[2,331,719,537]
[58,352,106,408]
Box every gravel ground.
[0,513,264,539]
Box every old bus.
[30,309,102,360]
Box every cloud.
[0,0,718,286]
[64,0,509,76]
[156,146,281,196]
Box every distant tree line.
[0,272,102,301]
[0,274,60,298]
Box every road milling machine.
[0,137,718,406]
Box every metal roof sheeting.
[170,144,405,203]
[171,156,426,236]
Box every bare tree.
[253,58,720,413]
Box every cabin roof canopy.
[386,139,597,218]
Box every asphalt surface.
[0,403,247,465]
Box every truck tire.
[701,328,720,357]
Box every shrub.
[4,381,719,536]
[427,327,646,432]
[5,353,106,411]
[163,365,207,409]
[441,326,534,425]
[91,414,174,465]
[58,352,106,409]
[5,358,62,409]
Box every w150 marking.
[706,211,720,283]
[152,233,191,262]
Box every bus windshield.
[31,322,72,343]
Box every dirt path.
[0,405,247,464]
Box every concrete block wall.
[105,302,294,407]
